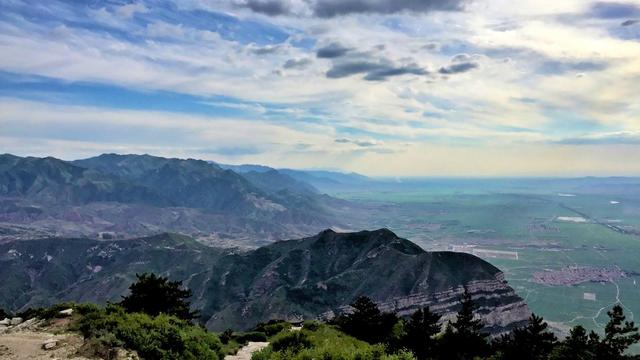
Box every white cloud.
[116,2,149,18]
[1,0,640,175]
[146,21,186,39]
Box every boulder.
[11,318,39,331]
[59,308,74,316]
[9,317,23,326]
[0,318,10,326]
[42,338,57,350]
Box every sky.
[0,0,639,176]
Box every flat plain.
[334,178,640,338]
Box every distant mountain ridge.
[0,229,529,334]
[0,153,353,244]
[218,162,371,193]
[73,154,282,216]
[0,154,167,206]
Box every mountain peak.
[305,228,423,257]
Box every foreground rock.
[0,318,138,360]
[0,330,89,360]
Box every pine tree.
[337,296,398,344]
[436,288,489,360]
[404,306,441,360]
[120,273,197,321]
[597,305,640,359]
[451,289,484,336]
[495,313,556,360]
[550,325,595,360]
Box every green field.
[334,178,640,341]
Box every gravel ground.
[0,331,91,360]
[224,341,270,360]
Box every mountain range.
[0,153,359,246]
[0,229,529,334]
[219,163,371,193]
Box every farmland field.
[334,178,640,339]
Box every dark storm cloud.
[283,58,312,69]
[316,43,352,58]
[326,61,381,77]
[312,0,469,17]
[235,0,470,17]
[363,64,427,80]
[240,0,291,16]
[437,53,480,74]
[589,2,640,19]
[326,61,427,81]
[438,61,478,74]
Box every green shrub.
[235,331,268,343]
[271,331,312,353]
[15,302,78,320]
[76,304,223,360]
[220,328,234,344]
[253,320,292,336]
[252,324,414,360]
[120,273,197,321]
[0,308,10,319]
[252,347,275,360]
[302,320,321,331]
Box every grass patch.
[252,323,415,360]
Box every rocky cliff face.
[0,229,529,334]
[349,279,530,335]
[200,229,530,334]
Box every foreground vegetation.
[318,292,640,360]
[253,321,414,360]
[2,273,639,360]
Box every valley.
[329,178,640,340]
[2,153,639,348]
[0,230,529,334]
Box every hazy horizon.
[1,0,639,176]
[6,151,640,178]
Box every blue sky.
[0,0,639,175]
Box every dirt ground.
[224,341,270,360]
[0,330,91,360]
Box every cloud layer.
[235,0,470,17]
[1,0,639,175]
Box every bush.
[253,320,292,336]
[120,273,197,321]
[76,304,223,360]
[15,302,77,320]
[336,296,399,344]
[252,323,414,360]
[0,308,10,319]
[302,320,321,331]
[220,328,234,344]
[234,331,268,343]
[270,331,312,353]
